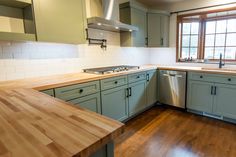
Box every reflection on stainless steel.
[159,70,186,108]
[83,65,140,75]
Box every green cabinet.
[187,72,236,122]
[146,70,158,107]
[128,80,147,116]
[120,2,147,47]
[90,142,114,157]
[41,89,55,97]
[213,84,236,120]
[68,93,101,114]
[147,13,169,47]
[101,85,129,121]
[33,0,87,44]
[187,81,214,113]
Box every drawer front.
[101,75,128,91]
[55,81,100,101]
[41,89,54,97]
[189,72,236,85]
[128,72,146,83]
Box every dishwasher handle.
[162,73,183,78]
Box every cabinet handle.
[79,89,83,93]
[147,74,150,82]
[137,76,140,79]
[145,37,148,46]
[228,78,231,81]
[114,81,118,84]
[129,87,132,97]
[211,86,214,95]
[200,75,203,79]
[161,38,164,46]
[126,88,129,98]
[214,86,217,95]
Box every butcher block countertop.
[0,65,157,157]
[1,64,236,157]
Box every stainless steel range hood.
[87,0,138,32]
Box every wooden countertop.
[1,64,236,157]
[0,66,157,157]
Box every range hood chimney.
[87,0,138,32]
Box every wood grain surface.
[0,88,124,157]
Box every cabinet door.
[187,81,214,113]
[146,70,158,107]
[128,80,147,116]
[147,13,169,47]
[101,85,128,121]
[213,84,236,119]
[147,13,161,47]
[131,7,147,47]
[68,93,101,114]
[33,0,86,44]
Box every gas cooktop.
[83,65,140,74]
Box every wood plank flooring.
[114,106,236,157]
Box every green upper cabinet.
[147,12,169,47]
[119,2,147,47]
[33,0,87,44]
[213,83,236,120]
[128,80,147,116]
[146,70,158,107]
[187,80,214,113]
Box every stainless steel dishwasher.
[159,70,186,108]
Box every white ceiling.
[137,0,187,5]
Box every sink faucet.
[219,53,225,68]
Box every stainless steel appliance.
[159,70,187,108]
[83,65,140,74]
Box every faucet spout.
[219,53,225,69]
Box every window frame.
[176,6,236,62]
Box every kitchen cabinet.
[146,70,158,107]
[128,80,147,116]
[41,89,54,97]
[33,0,87,44]
[91,142,114,157]
[119,2,147,47]
[101,85,129,121]
[68,93,101,114]
[187,80,213,113]
[187,72,236,122]
[213,84,236,120]
[0,1,36,41]
[54,81,101,113]
[147,13,169,47]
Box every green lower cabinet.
[90,142,114,157]
[128,80,147,116]
[146,70,158,107]
[68,93,101,114]
[187,80,214,113]
[213,83,236,120]
[101,85,129,121]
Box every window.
[177,8,236,62]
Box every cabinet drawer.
[189,72,236,85]
[41,89,54,97]
[101,75,128,91]
[55,81,100,101]
[128,72,146,83]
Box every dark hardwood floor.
[114,106,236,157]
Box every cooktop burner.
[83,65,140,74]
